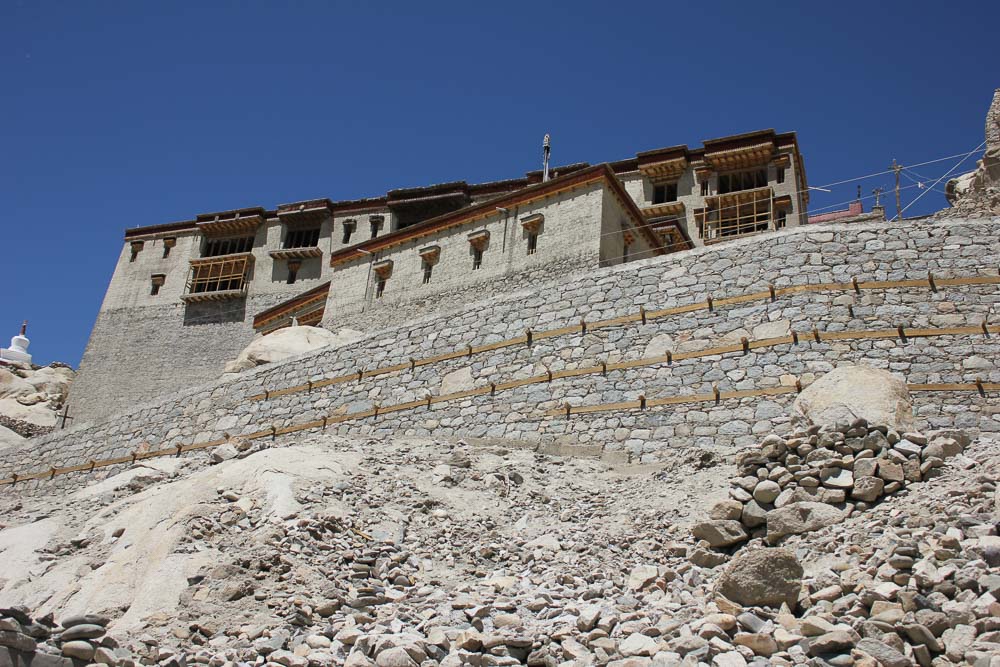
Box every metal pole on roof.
[542,134,551,182]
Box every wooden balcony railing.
[181,253,253,303]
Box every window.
[520,214,543,255]
[129,241,144,262]
[422,259,433,284]
[700,180,709,197]
[370,221,380,239]
[342,220,356,244]
[700,197,772,242]
[527,232,538,255]
[188,255,252,294]
[467,231,488,270]
[776,167,785,184]
[287,259,301,285]
[372,259,393,300]
[284,227,320,249]
[776,210,787,229]
[203,236,253,257]
[369,215,384,240]
[652,182,678,204]
[718,168,768,195]
[163,238,176,258]
[150,274,165,296]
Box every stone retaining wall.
[3,216,999,493]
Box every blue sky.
[2,1,997,366]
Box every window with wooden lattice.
[187,255,253,294]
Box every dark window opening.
[776,167,786,184]
[370,221,380,239]
[287,262,300,285]
[527,232,538,255]
[342,221,356,244]
[472,247,483,270]
[163,238,176,258]
[375,277,386,299]
[700,180,709,197]
[776,210,788,229]
[623,241,631,263]
[652,182,678,204]
[150,275,165,296]
[203,236,254,257]
[129,242,143,262]
[718,168,768,195]
[422,260,433,284]
[284,227,320,249]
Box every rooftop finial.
[542,134,551,183]
[20,320,27,336]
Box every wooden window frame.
[202,235,254,258]
[187,254,253,294]
[284,226,320,250]
[718,167,768,195]
[652,182,678,205]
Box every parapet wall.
[4,216,999,493]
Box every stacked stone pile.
[693,421,968,549]
[0,607,138,667]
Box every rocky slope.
[0,412,996,666]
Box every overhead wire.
[895,141,986,220]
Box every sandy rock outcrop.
[0,362,74,429]
[943,88,1000,217]
[223,325,361,374]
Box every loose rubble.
[1,387,997,666]
[695,419,969,547]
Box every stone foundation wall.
[4,216,998,493]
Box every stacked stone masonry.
[3,216,999,493]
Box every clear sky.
[2,1,997,366]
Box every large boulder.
[715,548,803,608]
[223,326,361,374]
[791,365,913,431]
[766,502,845,542]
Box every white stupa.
[0,321,32,365]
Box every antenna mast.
[542,134,551,182]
